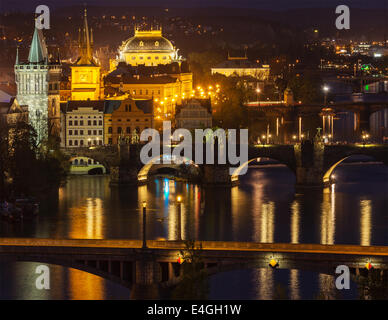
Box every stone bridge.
[0,238,387,299]
[62,142,388,188]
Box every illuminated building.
[117,27,178,67]
[70,10,103,101]
[14,24,61,140]
[106,26,192,121]
[175,99,212,129]
[60,100,104,147]
[104,95,153,145]
[211,55,270,80]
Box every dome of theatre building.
[119,28,178,66]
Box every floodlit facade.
[60,100,104,147]
[14,25,61,140]
[70,10,103,101]
[211,56,270,80]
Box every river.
[0,162,387,299]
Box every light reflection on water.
[0,163,386,299]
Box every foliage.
[287,71,323,104]
[171,240,209,300]
[0,117,69,198]
[355,269,388,300]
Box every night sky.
[0,0,387,12]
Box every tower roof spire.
[28,24,48,64]
[15,46,19,65]
[76,8,95,65]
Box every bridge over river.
[0,238,387,298]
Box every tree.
[171,240,209,300]
[356,269,388,300]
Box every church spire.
[77,8,94,65]
[28,25,48,64]
[15,46,19,65]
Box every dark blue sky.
[1,0,387,11]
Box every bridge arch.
[1,255,132,289]
[138,154,200,183]
[231,157,294,183]
[323,154,381,185]
[69,156,106,175]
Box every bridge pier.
[201,164,232,186]
[129,257,162,300]
[294,140,326,189]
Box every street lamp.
[177,195,182,241]
[142,201,147,249]
[323,86,329,106]
[256,88,261,106]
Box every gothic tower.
[70,9,102,101]
[14,24,61,141]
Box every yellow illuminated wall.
[70,65,102,101]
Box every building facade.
[211,56,270,80]
[14,26,61,140]
[60,100,104,147]
[106,27,192,122]
[70,10,103,101]
[175,99,212,130]
[104,95,153,145]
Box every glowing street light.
[323,86,329,106]
[177,195,182,241]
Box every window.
[93,130,97,135]
[74,140,78,146]
[93,120,97,125]
[126,127,131,134]
[80,140,84,146]
[69,130,73,135]
[98,120,102,125]
[80,130,84,135]
[69,140,72,146]
[117,127,122,134]
[99,130,102,135]
[147,56,151,60]
[74,130,78,135]
[88,130,92,135]
[80,120,84,125]
[108,138,112,144]
[74,120,78,126]
[88,159,92,164]
[69,120,73,126]
[99,140,102,145]
[108,127,112,134]
[88,120,91,125]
